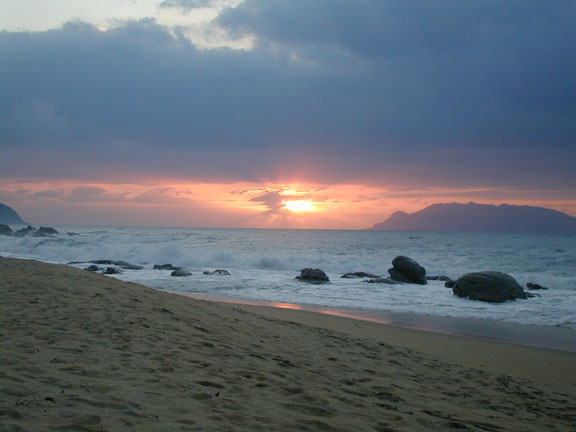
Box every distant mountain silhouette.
[370,202,576,232]
[0,203,28,225]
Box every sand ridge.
[0,258,575,431]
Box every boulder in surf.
[452,271,527,303]
[296,268,329,284]
[388,256,427,285]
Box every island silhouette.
[370,202,576,232]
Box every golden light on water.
[282,199,315,212]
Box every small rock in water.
[341,272,381,279]
[364,278,398,284]
[171,269,192,277]
[102,267,121,275]
[154,264,182,271]
[101,260,143,270]
[296,268,329,283]
[84,265,102,272]
[203,269,231,276]
[526,282,548,291]
[444,280,456,288]
[426,275,452,282]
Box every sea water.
[1,227,575,329]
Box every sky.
[1,0,575,229]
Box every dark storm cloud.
[219,0,573,58]
[1,0,575,188]
[249,191,285,214]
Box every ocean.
[1,227,575,329]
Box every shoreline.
[172,291,576,352]
[2,254,574,352]
[2,257,576,431]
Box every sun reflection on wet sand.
[171,292,576,351]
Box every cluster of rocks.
[70,260,144,270]
[297,256,430,286]
[72,254,545,305]
[296,255,543,304]
[73,260,234,278]
[153,263,231,277]
[71,259,144,275]
[153,263,188,276]
[0,224,59,237]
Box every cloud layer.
[1,0,575,191]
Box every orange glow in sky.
[1,178,575,229]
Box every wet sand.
[1,257,575,431]
[178,292,576,352]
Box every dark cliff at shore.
[0,203,28,225]
[370,202,576,233]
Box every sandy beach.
[1,258,575,431]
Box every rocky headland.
[371,202,576,232]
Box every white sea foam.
[1,227,575,328]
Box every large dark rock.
[341,272,381,279]
[296,268,329,284]
[452,271,527,303]
[171,269,192,277]
[388,256,427,285]
[0,224,13,236]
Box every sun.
[282,199,315,212]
